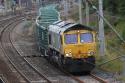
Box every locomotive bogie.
[62,56,95,73]
[48,31,62,52]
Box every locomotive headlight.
[88,51,95,56]
[65,49,72,57]
[66,54,69,56]
[65,53,72,57]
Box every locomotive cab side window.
[80,33,93,43]
[60,36,63,44]
[49,34,51,44]
[65,34,78,44]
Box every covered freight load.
[36,5,60,55]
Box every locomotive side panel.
[49,31,62,51]
[36,25,49,54]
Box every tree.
[117,0,125,16]
[104,0,125,17]
[104,0,118,14]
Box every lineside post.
[79,0,84,24]
[98,0,105,56]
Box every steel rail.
[46,61,85,83]
[1,18,51,83]
[0,14,44,82]
[90,73,107,83]
[59,67,108,83]
[47,58,108,83]
[0,17,31,83]
[2,16,52,83]
[8,18,52,83]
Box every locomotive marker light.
[88,51,95,56]
[65,53,72,57]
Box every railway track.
[0,16,55,83]
[90,73,107,83]
[0,78,4,83]
[0,15,26,83]
[0,75,5,83]
[57,67,107,83]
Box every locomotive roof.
[49,21,95,34]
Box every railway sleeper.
[23,55,42,58]
[0,78,4,83]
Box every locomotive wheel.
[57,55,63,67]
[58,57,65,68]
[41,48,47,57]
[44,51,47,57]
[47,50,53,62]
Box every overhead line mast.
[4,0,7,15]
[85,0,125,56]
[80,0,105,56]
[79,0,84,24]
[63,0,69,20]
[79,0,89,25]
[98,0,105,56]
[85,0,89,26]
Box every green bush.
[101,60,123,72]
[115,21,125,40]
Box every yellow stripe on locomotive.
[62,30,96,58]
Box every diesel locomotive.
[36,5,96,73]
